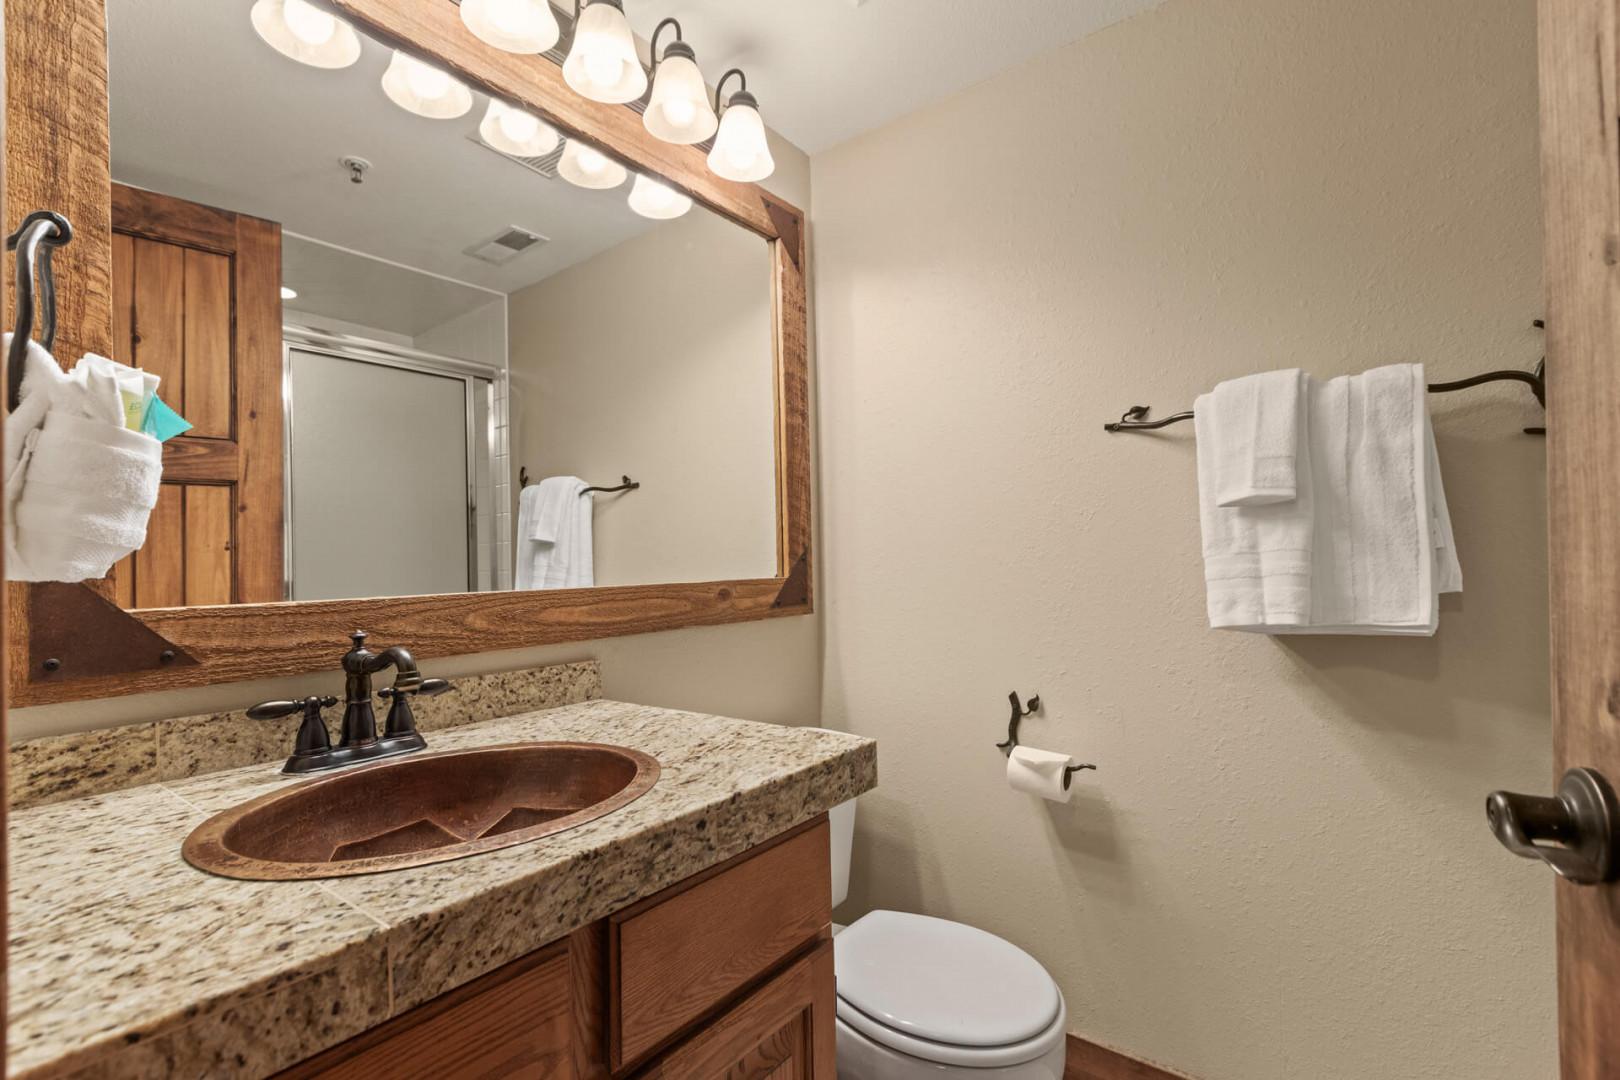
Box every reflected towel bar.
[518,467,641,496]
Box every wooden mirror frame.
[3,0,811,707]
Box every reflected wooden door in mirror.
[4,0,811,706]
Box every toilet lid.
[834,911,1061,1048]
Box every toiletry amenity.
[1195,363,1461,635]
[3,337,166,583]
[516,474,595,589]
[1211,368,1303,506]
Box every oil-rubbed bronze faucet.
[249,631,454,775]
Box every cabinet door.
[637,940,836,1080]
[108,182,284,606]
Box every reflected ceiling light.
[707,69,775,183]
[381,50,474,119]
[280,286,299,301]
[459,0,560,54]
[250,0,361,69]
[558,139,628,189]
[480,99,561,156]
[643,18,718,145]
[628,174,692,220]
[562,0,647,105]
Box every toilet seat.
[834,911,1066,1069]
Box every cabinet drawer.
[610,817,832,1069]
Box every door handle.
[1486,767,1620,884]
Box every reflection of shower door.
[285,342,491,602]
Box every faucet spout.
[339,632,422,746]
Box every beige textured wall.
[10,124,816,741]
[811,1,1553,1079]
[507,205,777,587]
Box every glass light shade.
[459,0,560,55]
[280,286,298,301]
[558,140,628,190]
[628,175,693,220]
[381,50,474,119]
[707,96,775,182]
[562,1,647,104]
[644,52,717,144]
[479,100,560,156]
[250,0,361,69]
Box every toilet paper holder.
[995,691,1096,789]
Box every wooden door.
[107,183,284,606]
[636,941,837,1080]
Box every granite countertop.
[7,700,876,1080]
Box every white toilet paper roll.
[1006,746,1078,803]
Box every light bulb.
[558,139,628,189]
[250,0,361,68]
[644,48,717,144]
[282,0,335,45]
[382,50,473,119]
[584,52,625,88]
[480,99,559,156]
[707,92,774,182]
[459,0,560,54]
[562,1,646,104]
[628,174,693,220]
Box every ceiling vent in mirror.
[465,226,549,266]
[465,133,564,180]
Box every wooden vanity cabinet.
[279,817,836,1080]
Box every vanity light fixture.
[459,0,561,54]
[643,19,718,145]
[381,50,474,119]
[479,99,561,157]
[627,174,692,220]
[707,69,775,183]
[558,139,629,189]
[250,0,361,69]
[562,0,647,105]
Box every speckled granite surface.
[9,661,602,808]
[8,700,876,1080]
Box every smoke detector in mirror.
[465,226,549,266]
[340,156,372,184]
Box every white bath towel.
[515,476,594,590]
[4,337,164,582]
[1211,368,1303,506]
[1196,363,1461,635]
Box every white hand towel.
[1211,368,1303,506]
[515,476,593,589]
[1196,384,1314,629]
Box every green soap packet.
[141,395,193,442]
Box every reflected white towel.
[4,336,163,582]
[1211,368,1303,506]
[515,476,593,589]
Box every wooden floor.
[1065,1035,1189,1080]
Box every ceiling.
[107,0,665,296]
[620,0,1170,153]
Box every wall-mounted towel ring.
[995,691,1096,789]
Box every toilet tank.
[829,798,856,909]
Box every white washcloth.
[1211,368,1303,506]
[515,476,593,589]
[4,336,164,582]
[1196,363,1461,635]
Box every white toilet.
[828,801,1068,1079]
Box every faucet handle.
[250,695,339,773]
[247,695,336,720]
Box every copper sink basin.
[182,742,659,881]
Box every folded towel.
[4,338,164,582]
[1211,369,1303,506]
[515,476,593,590]
[1196,363,1461,636]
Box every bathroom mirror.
[6,0,810,704]
[105,0,777,605]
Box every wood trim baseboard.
[1065,1035,1193,1080]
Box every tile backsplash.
[8,661,601,809]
